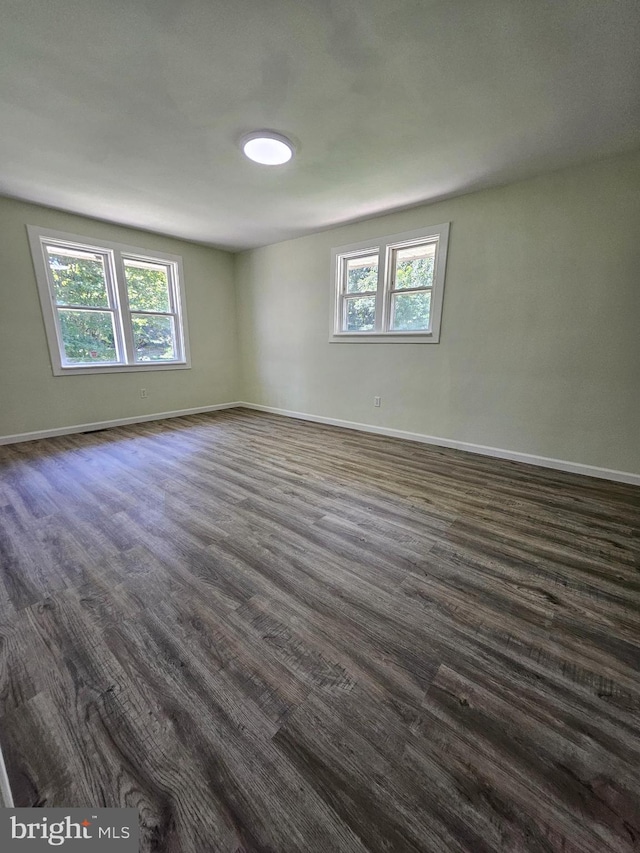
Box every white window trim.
[329,223,450,343]
[27,225,191,375]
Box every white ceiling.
[1,0,639,250]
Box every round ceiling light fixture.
[241,131,294,165]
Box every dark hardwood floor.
[0,408,639,852]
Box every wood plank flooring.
[0,408,639,852]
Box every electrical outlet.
[374,396,381,407]
[140,389,148,398]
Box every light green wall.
[235,150,640,475]
[0,197,239,436]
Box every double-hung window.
[28,226,190,374]
[330,223,450,343]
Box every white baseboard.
[0,402,241,446]
[238,402,640,487]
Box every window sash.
[119,260,182,364]
[45,244,112,310]
[122,256,174,314]
[130,312,178,363]
[386,242,435,333]
[338,249,381,332]
[341,292,378,333]
[43,241,127,366]
[56,307,122,366]
[388,289,433,332]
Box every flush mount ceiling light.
[241,131,294,165]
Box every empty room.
[0,1,639,851]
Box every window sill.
[329,332,439,344]
[53,361,191,376]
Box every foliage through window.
[331,224,449,343]
[28,227,190,374]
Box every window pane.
[124,259,171,312]
[391,291,431,331]
[132,313,176,361]
[345,296,376,331]
[394,243,435,290]
[58,309,118,363]
[46,246,109,307]
[346,254,378,293]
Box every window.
[27,226,190,374]
[330,223,450,343]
